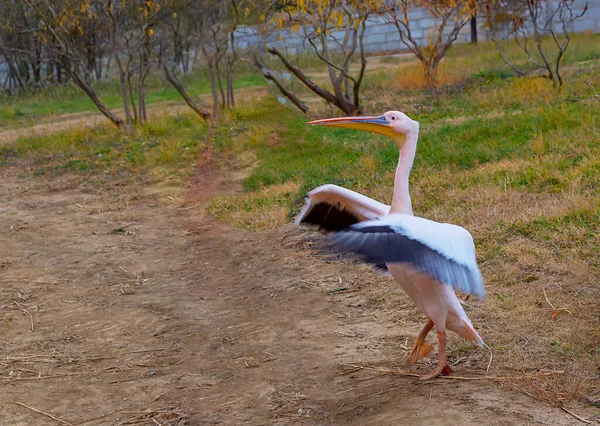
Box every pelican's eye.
[390,115,397,121]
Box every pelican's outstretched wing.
[330,214,485,298]
[295,184,390,231]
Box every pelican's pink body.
[388,264,483,345]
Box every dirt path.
[1,156,590,425]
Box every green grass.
[203,54,600,400]
[0,70,265,128]
[1,112,208,185]
[206,86,599,204]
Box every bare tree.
[194,0,250,116]
[0,0,60,91]
[158,1,213,121]
[198,6,228,117]
[382,0,479,90]
[4,0,126,127]
[484,0,588,88]
[100,0,162,126]
[166,0,198,73]
[258,0,378,115]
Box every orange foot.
[420,363,452,381]
[419,330,452,381]
[407,343,434,367]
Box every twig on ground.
[484,343,493,373]
[242,327,268,337]
[1,372,90,380]
[365,385,406,398]
[79,393,165,424]
[15,402,72,425]
[216,399,241,407]
[543,287,556,310]
[522,337,535,349]
[560,406,591,424]
[122,347,171,355]
[336,377,397,395]
[419,390,433,415]
[13,300,34,331]
[90,325,118,335]
[337,363,564,382]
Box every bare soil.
[1,155,593,426]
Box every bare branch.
[267,46,339,107]
[251,55,309,114]
[484,0,588,88]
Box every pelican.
[296,111,485,380]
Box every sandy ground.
[0,155,590,425]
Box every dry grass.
[269,385,311,419]
[388,62,464,91]
[206,182,300,232]
[204,43,600,410]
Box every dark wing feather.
[301,201,361,231]
[331,224,484,297]
[295,184,389,231]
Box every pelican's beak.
[308,115,396,138]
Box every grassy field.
[206,35,600,404]
[0,68,265,128]
[2,33,600,409]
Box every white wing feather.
[358,214,479,269]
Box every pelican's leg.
[420,330,452,380]
[406,319,434,366]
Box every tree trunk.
[182,45,190,73]
[105,55,113,79]
[46,62,54,85]
[115,55,133,126]
[267,47,341,112]
[4,54,24,89]
[226,30,237,109]
[215,61,226,108]
[95,55,102,81]
[163,63,211,120]
[127,72,138,124]
[226,61,234,109]
[206,59,220,117]
[470,16,478,44]
[423,60,439,91]
[56,63,63,85]
[69,69,125,128]
[32,60,41,86]
[252,56,309,114]
[18,59,30,85]
[138,56,147,124]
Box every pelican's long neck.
[389,129,418,215]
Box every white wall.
[236,1,599,55]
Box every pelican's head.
[308,111,419,147]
